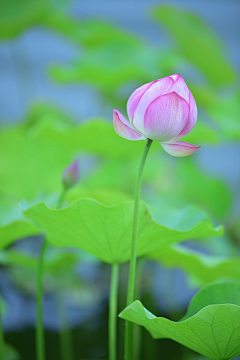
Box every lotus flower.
[62,159,80,189]
[113,74,200,157]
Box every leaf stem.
[55,291,74,360]
[109,263,119,360]
[133,257,145,360]
[124,139,152,360]
[36,187,66,360]
[36,238,47,360]
[57,187,66,209]
[0,293,4,360]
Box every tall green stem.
[55,291,74,360]
[57,187,66,209]
[124,138,152,360]
[109,264,119,360]
[36,239,47,360]
[132,257,145,360]
[36,187,66,360]
[0,293,4,360]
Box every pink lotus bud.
[62,159,80,189]
[113,74,200,157]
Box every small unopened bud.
[62,159,80,189]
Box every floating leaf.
[148,244,240,285]
[152,5,236,87]
[0,198,40,250]
[23,199,223,265]
[120,281,240,360]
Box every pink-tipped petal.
[168,74,189,102]
[177,91,198,140]
[132,76,174,134]
[143,92,189,142]
[169,74,181,81]
[127,81,155,121]
[161,141,200,157]
[113,109,146,141]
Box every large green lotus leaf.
[181,282,240,321]
[23,199,223,265]
[148,244,240,285]
[152,5,236,87]
[0,198,40,250]
[119,300,240,359]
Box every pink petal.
[168,74,189,103]
[169,74,181,81]
[161,141,200,157]
[127,81,155,121]
[131,76,174,134]
[113,109,146,141]
[143,92,189,142]
[177,91,198,140]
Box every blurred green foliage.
[148,244,240,286]
[152,6,237,87]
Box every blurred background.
[0,0,240,359]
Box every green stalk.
[57,187,66,209]
[36,187,66,360]
[55,291,74,360]
[109,264,119,360]
[124,139,152,360]
[132,257,145,360]
[36,239,47,360]
[0,294,4,360]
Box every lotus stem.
[0,294,4,360]
[109,263,119,360]
[36,187,66,360]
[124,139,152,360]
